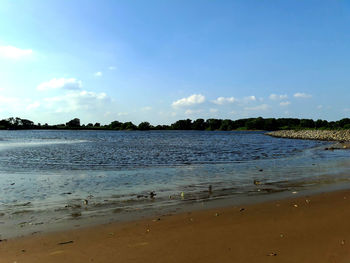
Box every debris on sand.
[150,191,156,199]
[254,180,261,185]
[58,240,74,245]
[267,252,277,256]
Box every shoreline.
[2,188,350,262]
[266,129,350,142]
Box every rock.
[266,130,350,142]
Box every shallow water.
[0,130,349,238]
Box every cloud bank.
[0,45,33,59]
[294,92,312,99]
[37,78,82,91]
[212,96,237,105]
[172,94,205,107]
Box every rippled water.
[0,130,350,237]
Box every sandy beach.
[1,189,350,263]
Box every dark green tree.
[66,118,80,128]
[138,122,151,130]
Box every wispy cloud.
[212,96,237,105]
[279,101,291,106]
[184,109,202,115]
[26,101,40,111]
[44,90,109,113]
[269,94,288,100]
[294,92,312,99]
[0,45,33,59]
[244,104,270,111]
[172,94,205,107]
[141,106,152,111]
[94,72,102,77]
[37,78,82,91]
[108,66,116,70]
[243,95,257,102]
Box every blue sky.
[0,0,349,125]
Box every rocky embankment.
[266,130,350,142]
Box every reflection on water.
[0,130,349,237]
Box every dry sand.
[2,189,350,263]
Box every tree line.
[1,116,350,131]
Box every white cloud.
[244,104,270,111]
[185,109,202,115]
[37,78,82,91]
[44,90,109,113]
[108,66,116,70]
[279,101,291,107]
[141,106,152,111]
[209,108,218,113]
[294,92,312,99]
[212,96,237,105]
[172,94,205,107]
[244,95,257,102]
[26,101,40,111]
[117,112,129,116]
[94,72,102,77]
[0,45,33,59]
[269,94,288,100]
[317,105,323,109]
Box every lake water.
[0,130,350,238]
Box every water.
[0,130,350,238]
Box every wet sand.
[2,189,350,263]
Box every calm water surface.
[0,130,350,237]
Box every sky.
[0,0,350,125]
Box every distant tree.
[263,118,278,131]
[21,119,34,128]
[154,125,169,130]
[66,118,80,128]
[94,122,101,127]
[206,119,222,130]
[300,119,315,129]
[110,121,122,130]
[138,122,151,130]
[192,119,206,130]
[246,117,264,130]
[0,119,10,129]
[87,123,93,127]
[171,119,192,130]
[121,121,136,130]
[338,118,350,128]
[220,119,234,131]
